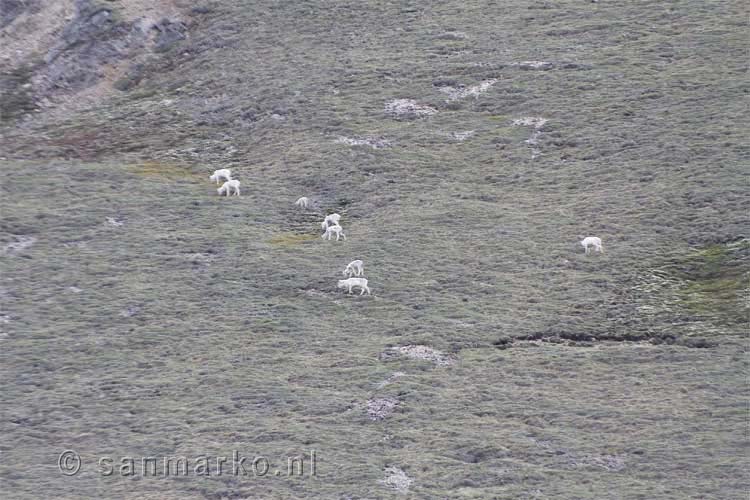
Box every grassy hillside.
[1,1,748,498]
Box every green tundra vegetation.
[1,0,747,498]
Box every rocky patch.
[438,79,497,102]
[335,136,392,149]
[380,466,412,493]
[367,397,398,420]
[381,345,456,366]
[384,99,437,118]
[2,235,36,256]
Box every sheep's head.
[217,187,224,195]
[337,280,346,288]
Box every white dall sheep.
[580,236,603,254]
[338,277,371,295]
[321,213,341,230]
[322,224,346,241]
[217,179,241,197]
[343,260,364,277]
[209,168,232,185]
[295,197,310,209]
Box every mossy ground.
[1,0,748,498]
[674,241,749,325]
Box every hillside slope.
[1,1,748,498]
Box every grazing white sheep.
[343,259,364,277]
[338,277,371,295]
[295,196,310,209]
[217,179,241,197]
[322,224,346,241]
[209,168,232,185]
[580,236,603,254]
[321,213,341,230]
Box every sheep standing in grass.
[321,213,341,230]
[210,168,232,185]
[322,224,346,241]
[295,197,310,209]
[343,260,364,277]
[580,236,603,254]
[218,179,241,197]
[338,277,371,295]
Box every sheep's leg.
[348,286,353,294]
[341,233,346,240]
[359,287,365,295]
[366,285,371,295]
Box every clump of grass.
[268,233,317,246]
[113,64,145,92]
[674,240,749,325]
[0,64,37,122]
[128,161,201,180]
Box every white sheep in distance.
[580,236,603,254]
[321,213,341,230]
[295,197,310,209]
[338,277,371,295]
[343,259,364,277]
[209,168,232,185]
[217,179,241,197]
[322,224,346,241]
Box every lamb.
[580,236,603,254]
[321,213,341,230]
[338,277,371,295]
[217,179,241,196]
[322,224,346,241]
[295,197,310,209]
[343,259,364,277]
[209,169,232,185]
